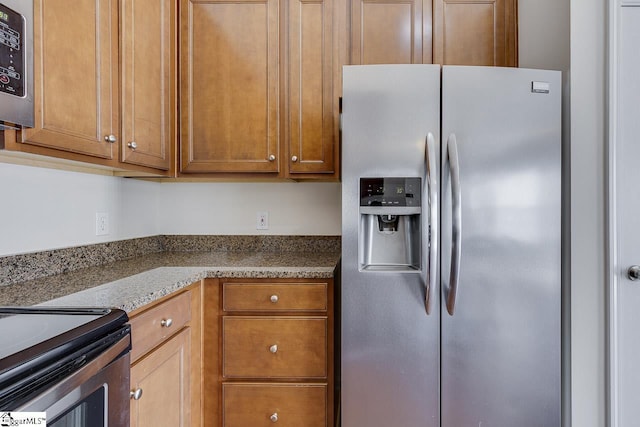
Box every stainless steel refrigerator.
[340,64,561,427]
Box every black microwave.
[0,0,33,129]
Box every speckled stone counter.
[0,237,340,313]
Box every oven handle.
[16,332,131,412]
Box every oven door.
[17,332,131,427]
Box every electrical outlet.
[96,212,109,236]
[256,211,269,230]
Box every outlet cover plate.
[256,211,269,230]
[96,212,109,236]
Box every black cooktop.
[0,307,130,409]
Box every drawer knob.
[269,344,278,354]
[130,388,143,400]
[160,318,173,328]
[270,295,279,303]
[270,413,278,423]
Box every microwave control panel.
[0,3,24,97]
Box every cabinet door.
[351,0,432,64]
[180,0,280,173]
[433,0,517,66]
[130,328,191,427]
[19,0,118,159]
[286,0,337,176]
[120,0,175,170]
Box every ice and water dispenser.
[359,177,422,272]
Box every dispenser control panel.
[360,177,421,207]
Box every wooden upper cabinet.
[433,0,517,66]
[351,0,517,66]
[120,0,175,170]
[351,0,432,64]
[19,0,119,159]
[180,0,280,174]
[285,0,337,176]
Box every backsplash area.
[0,235,341,287]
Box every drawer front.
[223,317,327,378]
[223,383,327,427]
[223,283,328,312]
[130,290,191,362]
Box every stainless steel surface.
[130,388,143,400]
[128,141,138,150]
[425,132,438,315]
[0,0,34,128]
[440,66,561,427]
[291,156,298,162]
[270,413,278,422]
[270,295,279,303]
[342,64,441,427]
[627,265,640,280]
[17,333,131,426]
[160,318,173,328]
[269,344,278,353]
[342,64,561,427]
[268,154,276,161]
[444,133,461,316]
[104,134,117,143]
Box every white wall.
[0,161,342,256]
[569,1,607,427]
[0,162,160,256]
[157,182,341,235]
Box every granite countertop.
[0,249,340,313]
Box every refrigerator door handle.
[446,133,462,315]
[424,132,438,315]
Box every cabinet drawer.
[223,283,327,312]
[222,383,326,427]
[223,317,327,378]
[130,290,191,362]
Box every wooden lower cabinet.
[129,284,202,427]
[204,278,335,427]
[130,328,191,427]
[223,383,327,427]
[223,317,327,379]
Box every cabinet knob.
[270,294,279,303]
[104,134,117,143]
[629,265,640,281]
[130,388,143,400]
[270,413,278,423]
[269,344,278,354]
[268,154,276,161]
[128,141,138,150]
[291,156,298,162]
[160,318,173,328]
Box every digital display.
[0,11,8,22]
[360,177,421,207]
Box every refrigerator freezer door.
[440,66,561,427]
[341,64,441,427]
